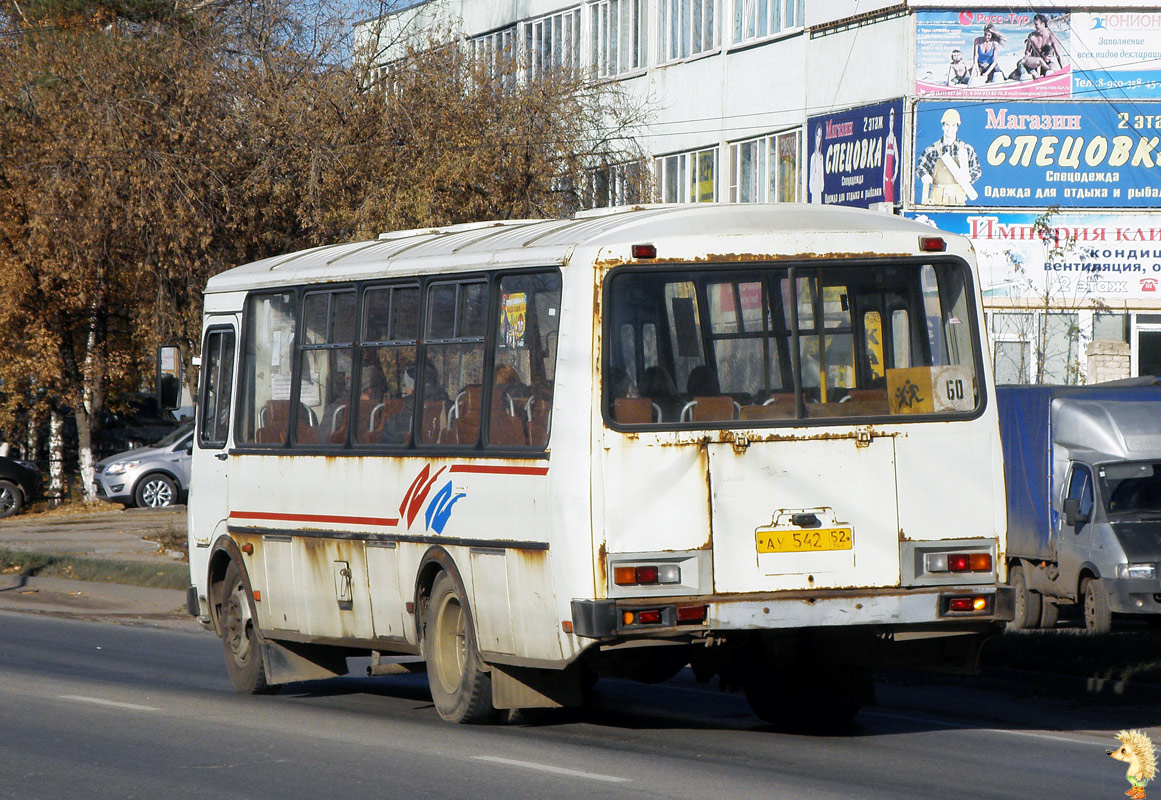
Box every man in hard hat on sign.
[916,108,981,205]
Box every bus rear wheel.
[219,560,275,694]
[423,571,495,724]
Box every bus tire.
[1008,564,1041,631]
[423,571,495,724]
[1083,578,1112,634]
[219,560,275,695]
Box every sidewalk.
[0,506,193,629]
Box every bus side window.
[199,327,235,448]
[238,292,298,445]
[357,286,418,445]
[489,272,561,448]
[422,281,485,446]
[298,290,356,446]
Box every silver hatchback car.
[93,422,193,508]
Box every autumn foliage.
[0,0,646,497]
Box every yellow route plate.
[756,527,853,554]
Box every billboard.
[917,10,1072,99]
[913,99,1161,210]
[1073,12,1161,99]
[805,100,903,208]
[912,211,1161,302]
[917,10,1161,100]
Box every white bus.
[187,204,1012,725]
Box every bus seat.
[527,396,552,447]
[844,389,888,403]
[762,393,795,406]
[255,425,286,444]
[420,400,445,444]
[739,403,794,420]
[680,396,738,423]
[489,397,527,446]
[614,397,659,424]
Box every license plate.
[756,527,853,554]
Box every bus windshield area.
[605,261,981,426]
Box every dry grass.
[23,499,123,517]
[0,547,187,589]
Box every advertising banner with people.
[917,10,1161,100]
[912,210,1161,302]
[913,99,1161,209]
[917,10,1072,98]
[805,99,903,208]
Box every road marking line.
[864,710,1109,745]
[59,695,161,712]
[472,756,629,783]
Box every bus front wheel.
[219,560,275,695]
[422,571,495,724]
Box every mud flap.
[490,663,583,710]
[262,640,349,685]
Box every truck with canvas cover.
[998,382,1161,633]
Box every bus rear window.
[605,261,981,427]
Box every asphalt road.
[0,611,1155,800]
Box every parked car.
[93,422,193,508]
[0,456,40,518]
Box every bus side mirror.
[158,344,182,411]
[1063,497,1089,527]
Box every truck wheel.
[1083,578,1112,634]
[1038,598,1059,629]
[1009,565,1042,630]
[422,571,496,724]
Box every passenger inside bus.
[381,362,444,445]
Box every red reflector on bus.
[947,554,971,572]
[676,605,707,623]
[919,236,946,252]
[252,590,261,602]
[632,243,657,259]
[636,609,663,624]
[561,620,573,633]
[636,565,659,584]
[969,553,992,571]
[948,597,973,612]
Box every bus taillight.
[613,564,681,586]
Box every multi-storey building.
[360,1,1161,383]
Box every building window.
[590,0,647,76]
[990,311,1081,385]
[469,25,517,80]
[524,8,581,78]
[587,161,649,207]
[730,130,800,203]
[732,0,804,44]
[660,0,718,62]
[657,147,717,203]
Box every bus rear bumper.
[572,586,1014,639]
